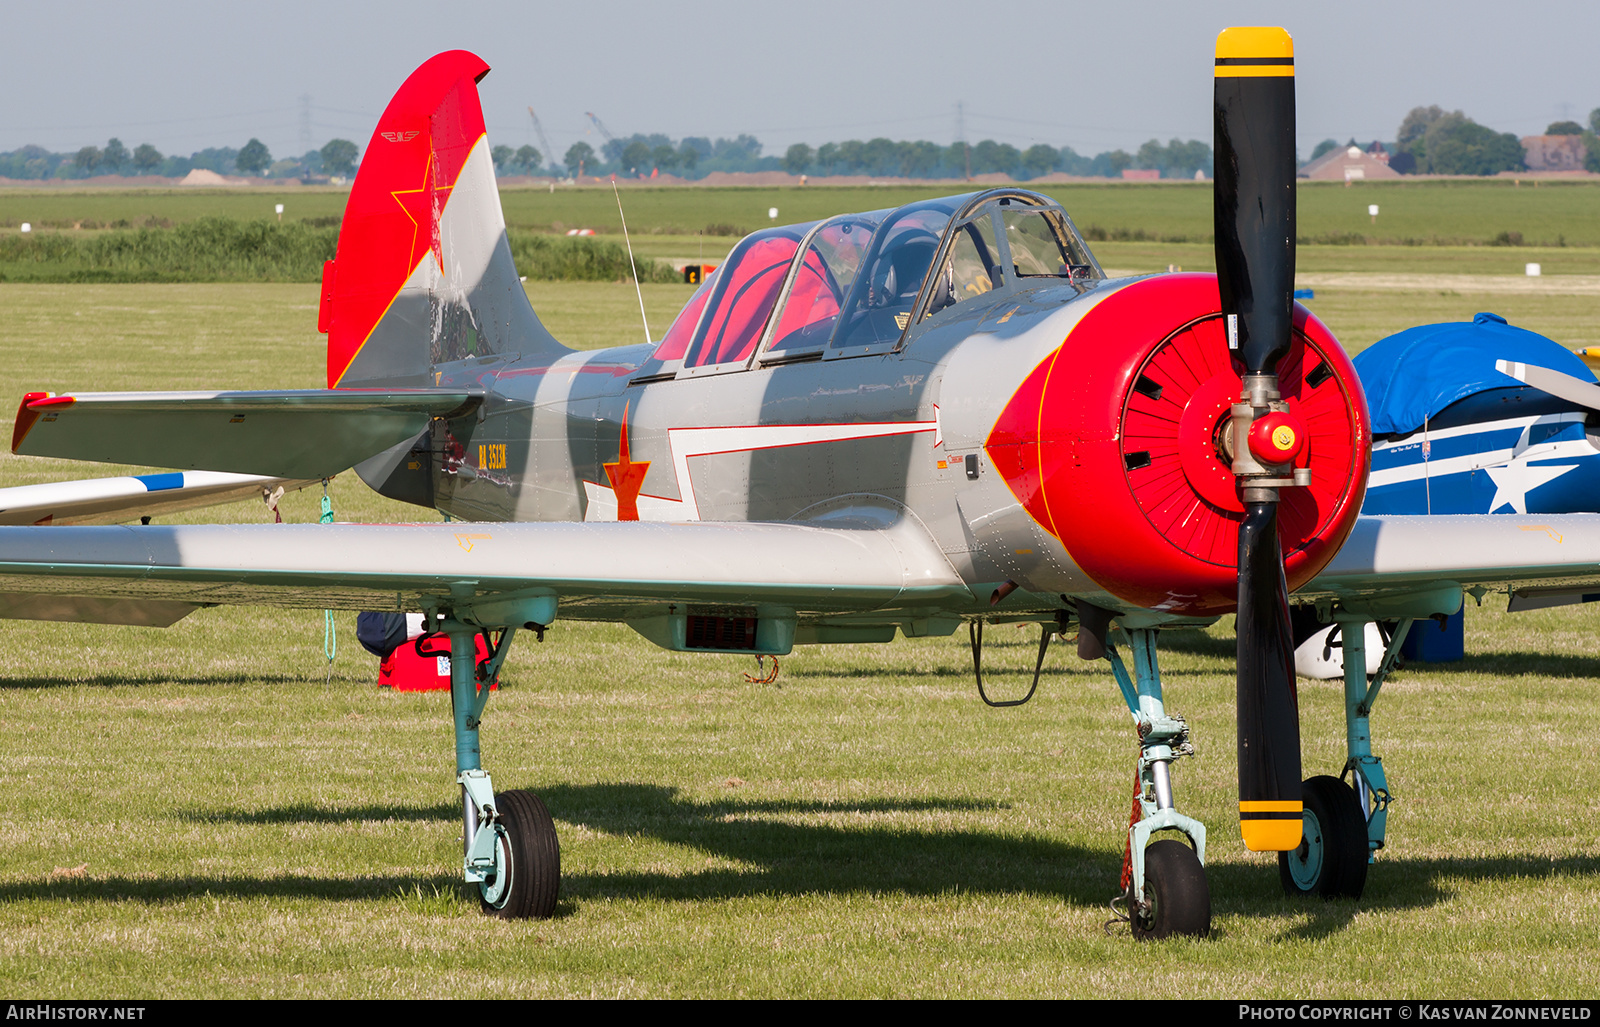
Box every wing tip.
[12,392,71,453]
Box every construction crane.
[526,106,556,170]
[584,112,618,147]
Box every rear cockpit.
[632,189,1103,381]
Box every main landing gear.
[1279,607,1425,900]
[438,611,561,919]
[1101,626,1211,940]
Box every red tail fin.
[320,51,564,388]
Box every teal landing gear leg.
[1106,628,1210,940]
[1341,619,1409,861]
[439,615,560,919]
[1278,617,1410,899]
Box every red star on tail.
[390,145,453,277]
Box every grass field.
[0,235,1598,996]
[5,181,1599,286]
[6,177,1600,247]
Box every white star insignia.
[1484,460,1578,514]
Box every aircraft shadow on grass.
[0,672,365,691]
[8,783,1592,936]
[781,632,1230,684]
[1393,650,1600,680]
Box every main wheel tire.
[479,789,560,919]
[1278,775,1368,899]
[1129,838,1211,940]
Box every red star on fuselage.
[604,403,651,522]
[391,143,453,278]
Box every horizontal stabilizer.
[0,471,320,526]
[13,389,478,479]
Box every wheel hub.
[479,824,513,907]
[1284,808,1325,891]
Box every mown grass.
[0,277,1595,997]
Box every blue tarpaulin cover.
[1352,312,1595,435]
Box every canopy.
[1352,312,1594,435]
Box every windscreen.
[1000,208,1100,281]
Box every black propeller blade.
[1214,26,1304,852]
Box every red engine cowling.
[985,273,1370,615]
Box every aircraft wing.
[11,389,479,479]
[0,471,321,526]
[0,512,971,634]
[1305,513,1600,605]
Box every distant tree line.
[24,105,1597,186]
[492,131,1214,181]
[0,137,361,181]
[782,137,1212,180]
[1308,106,1600,176]
[493,134,776,179]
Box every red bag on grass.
[378,633,498,692]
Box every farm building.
[1299,144,1400,182]
[1520,135,1588,172]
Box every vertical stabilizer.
[320,51,568,388]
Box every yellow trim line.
[1239,800,1302,813]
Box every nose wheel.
[1102,626,1212,940]
[1129,839,1211,941]
[1278,775,1367,899]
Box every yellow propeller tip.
[1215,27,1295,77]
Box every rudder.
[320,51,568,388]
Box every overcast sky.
[5,0,1595,163]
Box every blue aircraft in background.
[1295,312,1600,677]
[1358,312,1600,518]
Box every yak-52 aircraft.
[9,30,1600,939]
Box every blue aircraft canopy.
[1353,312,1596,435]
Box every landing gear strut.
[1280,611,1415,899]
[1104,626,1211,939]
[439,613,561,919]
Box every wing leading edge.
[1306,513,1600,603]
[0,513,970,635]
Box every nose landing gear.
[1102,625,1211,940]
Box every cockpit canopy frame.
[630,188,1104,384]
